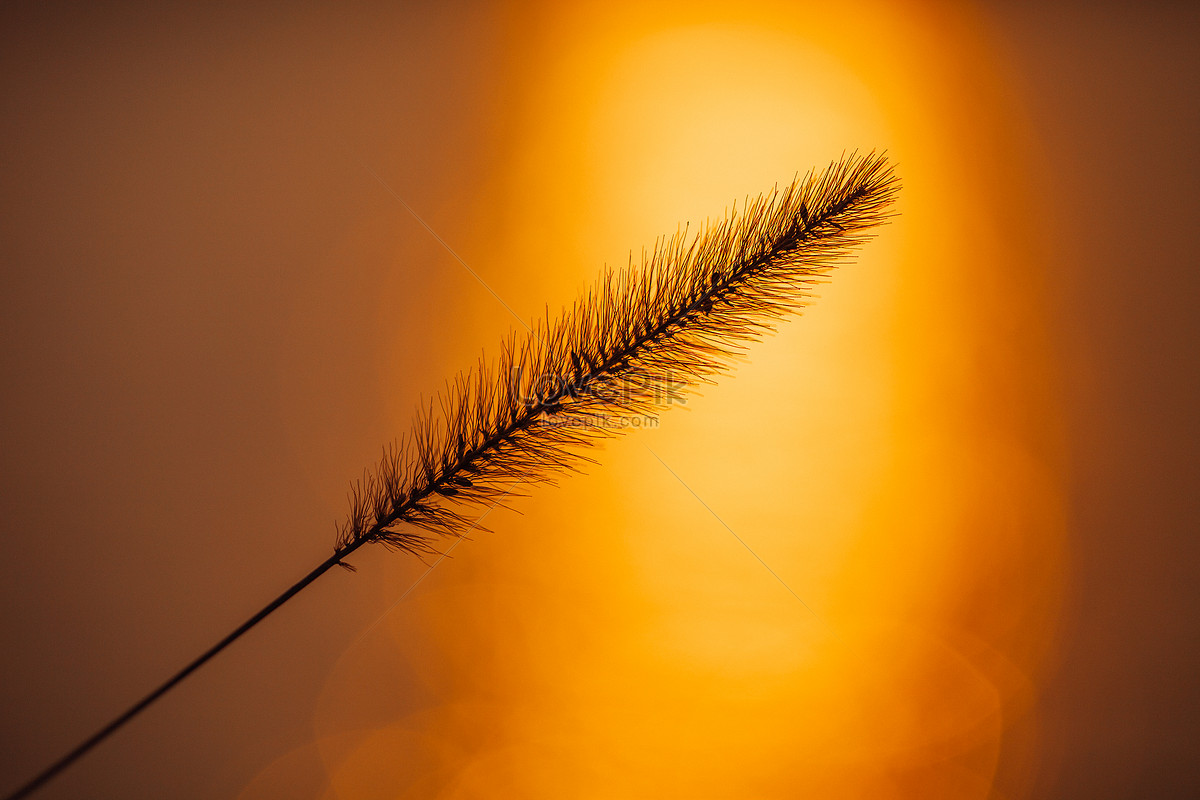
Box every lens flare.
[291,3,1067,798]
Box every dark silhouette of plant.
[4,151,898,800]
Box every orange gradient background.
[271,3,1066,797]
[1,2,1195,799]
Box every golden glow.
[245,2,1068,797]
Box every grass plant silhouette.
[4,151,899,800]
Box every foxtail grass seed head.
[337,151,900,560]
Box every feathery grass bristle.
[336,151,900,557]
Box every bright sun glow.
[237,3,1068,798]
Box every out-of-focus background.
[0,2,1195,798]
